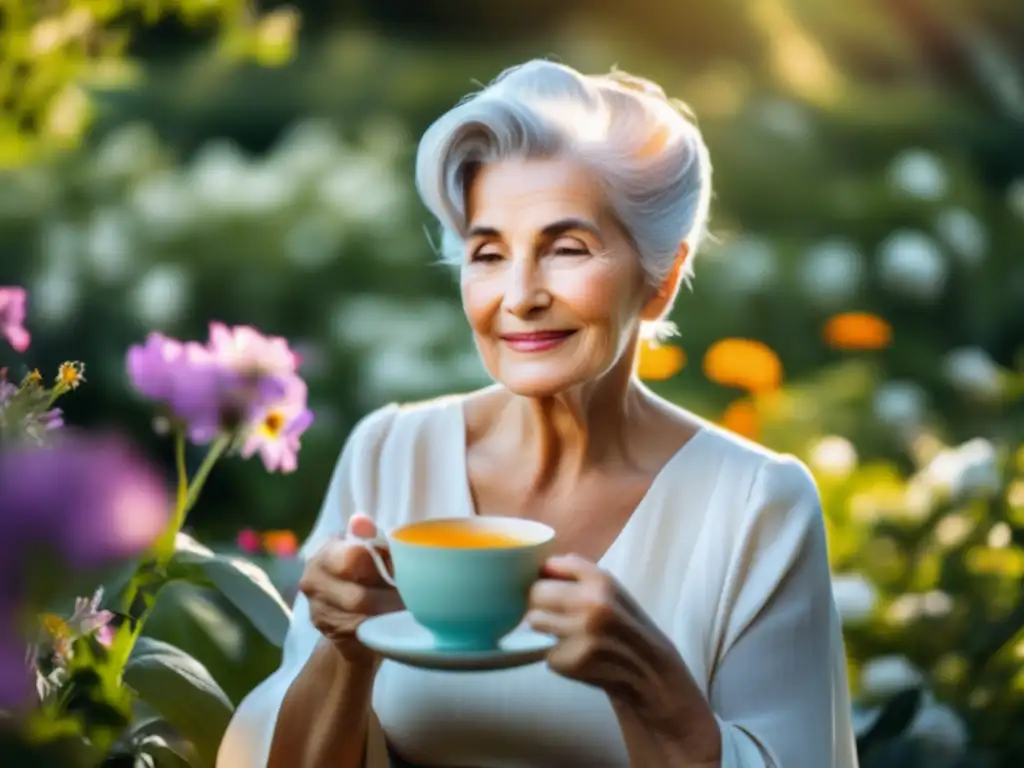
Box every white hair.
[414,59,713,339]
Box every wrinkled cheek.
[460,282,497,335]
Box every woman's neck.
[500,359,647,492]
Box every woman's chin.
[497,371,585,399]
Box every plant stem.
[182,435,230,517]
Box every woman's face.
[461,156,655,398]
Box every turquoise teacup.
[385,516,555,652]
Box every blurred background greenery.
[2,0,1023,765]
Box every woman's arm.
[605,456,857,767]
[267,641,377,768]
[217,405,399,768]
[699,456,858,767]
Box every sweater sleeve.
[710,456,860,768]
[216,405,399,768]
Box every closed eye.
[550,237,590,257]
[470,249,504,263]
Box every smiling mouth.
[500,330,577,352]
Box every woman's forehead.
[465,157,609,232]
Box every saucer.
[356,611,557,672]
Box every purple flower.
[126,324,311,462]
[0,433,168,710]
[64,588,115,647]
[240,374,313,473]
[0,628,31,710]
[0,431,170,571]
[207,322,301,377]
[0,287,30,353]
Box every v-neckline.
[447,398,708,567]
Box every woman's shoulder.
[343,393,470,458]
[658,403,820,522]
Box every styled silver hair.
[414,59,713,339]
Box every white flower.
[886,591,954,624]
[860,655,923,698]
[934,208,986,266]
[85,208,133,283]
[190,140,250,212]
[922,438,1000,501]
[758,100,812,141]
[131,170,198,238]
[873,380,927,428]
[722,236,777,295]
[943,347,1003,401]
[131,264,190,326]
[888,149,947,200]
[809,436,858,478]
[987,521,1012,548]
[318,155,403,222]
[908,692,968,768]
[32,253,80,325]
[831,574,876,624]
[361,347,451,402]
[91,123,160,180]
[285,215,343,269]
[800,239,865,307]
[877,230,948,302]
[269,119,343,182]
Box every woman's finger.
[540,553,601,581]
[348,512,378,540]
[528,577,579,613]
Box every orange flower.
[703,338,782,393]
[637,341,686,381]
[823,312,893,351]
[262,530,299,557]
[721,399,759,440]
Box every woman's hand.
[298,513,404,663]
[527,554,721,763]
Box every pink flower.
[240,374,313,474]
[236,528,262,554]
[127,324,314,469]
[127,332,271,444]
[207,322,301,377]
[0,287,30,353]
[65,588,115,648]
[262,530,299,557]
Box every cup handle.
[348,534,397,588]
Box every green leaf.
[123,637,233,768]
[856,688,923,760]
[136,735,194,768]
[168,533,291,647]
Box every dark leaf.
[856,687,923,758]
[168,533,291,647]
[124,637,233,768]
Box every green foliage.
[2,0,1023,765]
[0,0,299,167]
[123,637,232,768]
[167,533,291,648]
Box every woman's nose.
[502,260,552,318]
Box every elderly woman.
[218,60,859,768]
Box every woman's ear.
[641,241,689,321]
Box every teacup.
[376,517,554,652]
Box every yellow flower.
[24,369,42,386]
[56,361,85,389]
[720,399,759,441]
[703,338,782,393]
[823,312,893,351]
[41,614,69,638]
[636,340,686,381]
